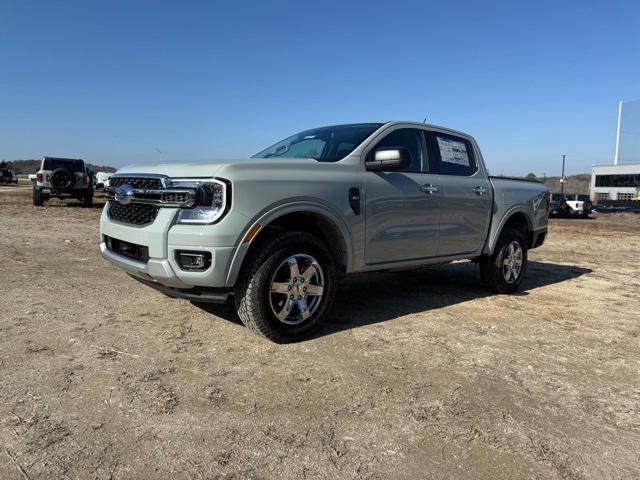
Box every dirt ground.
[1,181,639,480]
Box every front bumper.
[128,274,230,304]
[100,204,243,289]
[100,241,190,288]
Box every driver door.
[364,128,441,264]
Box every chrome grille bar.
[106,186,197,208]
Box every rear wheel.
[234,231,336,342]
[82,191,93,208]
[479,228,528,294]
[33,188,45,206]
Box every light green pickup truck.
[100,122,549,341]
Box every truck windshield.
[253,123,383,162]
[43,158,84,172]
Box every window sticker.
[437,137,470,167]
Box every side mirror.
[366,147,411,171]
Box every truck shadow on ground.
[194,260,592,339]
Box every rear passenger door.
[425,131,492,257]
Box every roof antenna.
[422,116,428,124]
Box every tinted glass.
[43,158,84,172]
[595,174,640,187]
[253,123,382,162]
[432,133,477,176]
[370,128,424,172]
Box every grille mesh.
[161,192,191,203]
[108,202,160,226]
[110,177,162,189]
[108,176,164,225]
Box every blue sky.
[1,0,638,175]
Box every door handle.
[473,186,487,195]
[420,184,439,194]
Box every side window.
[370,128,425,173]
[431,133,477,176]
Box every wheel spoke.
[507,243,514,258]
[297,299,310,320]
[270,282,290,294]
[287,257,300,279]
[275,299,294,321]
[304,284,324,296]
[301,263,318,282]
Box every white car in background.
[95,171,112,189]
[549,194,593,218]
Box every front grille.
[110,176,163,189]
[108,202,160,226]
[108,175,165,225]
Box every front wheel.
[479,228,528,294]
[234,231,336,342]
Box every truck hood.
[115,157,325,178]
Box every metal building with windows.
[591,163,640,202]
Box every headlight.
[169,178,230,224]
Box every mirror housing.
[366,147,411,171]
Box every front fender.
[224,199,354,287]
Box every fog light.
[176,251,212,271]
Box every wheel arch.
[484,208,534,255]
[225,203,352,287]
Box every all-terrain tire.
[82,191,93,208]
[479,228,528,294]
[33,188,45,206]
[234,231,336,342]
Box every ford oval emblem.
[114,184,135,205]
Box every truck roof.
[42,156,84,161]
[382,121,473,139]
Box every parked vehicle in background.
[33,157,94,207]
[100,121,549,342]
[95,171,113,189]
[0,169,18,184]
[549,193,592,218]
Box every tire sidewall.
[493,229,528,292]
[237,232,336,342]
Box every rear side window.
[430,133,477,176]
[369,128,425,173]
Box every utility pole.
[560,155,566,194]
[614,101,622,165]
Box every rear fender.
[483,206,533,255]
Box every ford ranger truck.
[100,122,549,342]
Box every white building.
[591,163,640,202]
